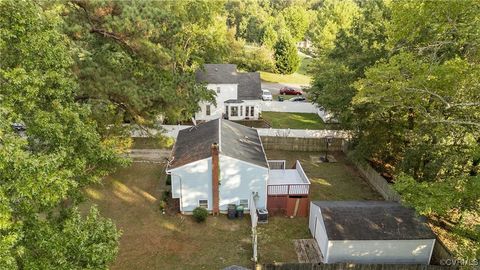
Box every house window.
[216,87,221,94]
[245,106,250,117]
[240,106,243,116]
[199,199,208,208]
[206,105,211,116]
[231,106,238,116]
[246,106,254,117]
[250,106,254,116]
[239,199,249,209]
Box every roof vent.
[215,68,218,71]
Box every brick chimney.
[211,143,220,215]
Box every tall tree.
[63,0,221,130]
[309,0,390,123]
[351,0,480,257]
[0,0,122,267]
[274,33,300,74]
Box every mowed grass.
[260,55,313,84]
[83,163,253,270]
[257,217,310,264]
[261,112,339,130]
[265,150,383,201]
[260,71,312,84]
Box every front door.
[224,105,229,119]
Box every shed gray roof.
[195,64,262,100]
[312,201,436,241]
[168,119,267,170]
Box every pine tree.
[274,34,300,74]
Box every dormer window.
[216,87,221,93]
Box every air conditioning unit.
[257,208,268,224]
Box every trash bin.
[227,204,236,219]
[236,205,244,219]
[278,96,284,102]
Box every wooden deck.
[293,239,324,263]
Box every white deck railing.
[267,160,310,196]
[268,160,286,170]
[267,184,309,196]
[295,160,311,184]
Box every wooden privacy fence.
[261,136,345,152]
[349,159,402,202]
[257,263,458,270]
[135,125,352,140]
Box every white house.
[195,64,262,121]
[309,201,436,264]
[166,118,311,216]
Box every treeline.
[308,0,479,258]
[0,0,318,268]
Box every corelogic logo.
[440,258,479,266]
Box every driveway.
[261,82,310,95]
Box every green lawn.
[260,71,311,84]
[261,112,339,130]
[260,55,313,84]
[265,150,383,201]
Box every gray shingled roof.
[195,64,238,84]
[312,201,436,241]
[168,119,219,169]
[237,72,262,100]
[221,120,267,167]
[168,119,267,170]
[195,64,262,100]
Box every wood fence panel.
[258,263,457,270]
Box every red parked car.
[280,87,303,95]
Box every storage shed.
[309,201,436,264]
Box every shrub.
[192,207,208,223]
[159,201,167,212]
[162,190,170,202]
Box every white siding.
[219,155,268,210]
[169,158,212,213]
[195,84,238,121]
[326,239,435,264]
